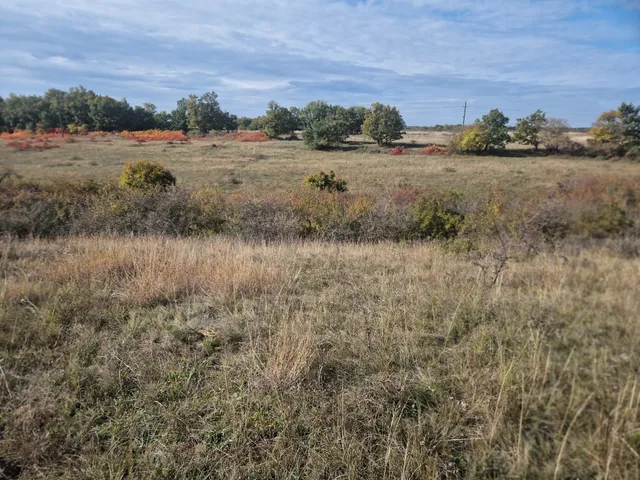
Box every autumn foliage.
[224,132,270,142]
[121,130,188,142]
[5,139,61,151]
[421,145,448,155]
[388,146,408,155]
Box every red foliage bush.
[5,140,61,151]
[421,145,449,155]
[389,146,408,155]
[223,132,270,142]
[121,130,188,142]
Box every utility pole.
[462,101,467,127]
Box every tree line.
[1,86,638,155]
[0,87,237,135]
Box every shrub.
[303,171,347,192]
[118,161,176,190]
[224,132,270,142]
[303,118,349,149]
[66,123,89,135]
[540,118,571,152]
[412,192,464,240]
[389,146,407,155]
[421,145,448,155]
[450,125,487,153]
[575,203,633,238]
[262,101,296,138]
[121,130,188,142]
[362,103,406,146]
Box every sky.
[1,0,639,126]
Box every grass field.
[1,133,640,478]
[1,131,634,198]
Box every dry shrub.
[5,140,61,151]
[121,130,188,142]
[421,145,449,155]
[224,132,270,142]
[388,146,408,155]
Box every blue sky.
[1,0,639,126]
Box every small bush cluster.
[388,146,408,155]
[118,161,176,190]
[421,145,448,155]
[303,171,347,192]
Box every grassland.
[1,133,640,478]
[1,132,635,198]
[1,237,639,478]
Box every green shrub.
[118,161,176,190]
[575,203,633,238]
[303,118,349,149]
[413,193,464,240]
[303,171,347,192]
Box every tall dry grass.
[0,236,639,478]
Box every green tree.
[154,111,172,130]
[88,96,132,131]
[130,103,157,131]
[171,98,189,132]
[362,103,406,146]
[303,117,349,149]
[513,109,546,150]
[64,86,95,129]
[262,101,296,138]
[0,96,4,130]
[221,112,238,132]
[185,92,225,133]
[237,116,253,129]
[340,106,367,135]
[289,106,302,130]
[2,94,42,131]
[39,88,68,131]
[478,108,510,150]
[619,102,640,145]
[299,100,335,129]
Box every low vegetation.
[1,235,638,478]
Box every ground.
[1,131,633,198]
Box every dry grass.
[1,236,639,478]
[2,132,636,199]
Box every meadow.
[0,131,626,197]
[1,132,640,479]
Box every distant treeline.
[0,86,371,137]
[0,87,239,134]
[407,124,463,132]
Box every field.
[0,131,629,197]
[1,132,640,479]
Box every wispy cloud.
[0,0,638,125]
